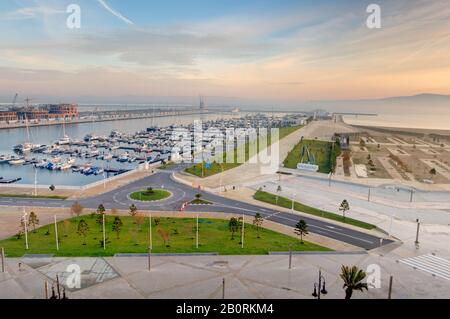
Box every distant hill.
[301,93,450,113]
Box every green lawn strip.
[129,189,171,201]
[283,139,341,173]
[0,216,330,257]
[253,190,376,230]
[0,194,67,200]
[190,199,213,205]
[185,125,303,178]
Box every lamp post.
[54,215,59,251]
[312,270,327,299]
[22,209,29,250]
[415,218,420,245]
[291,193,296,212]
[102,213,106,250]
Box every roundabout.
[129,188,172,202]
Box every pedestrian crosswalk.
[399,254,450,281]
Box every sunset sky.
[1,0,450,105]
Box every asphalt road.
[0,170,391,250]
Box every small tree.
[158,228,170,247]
[154,217,161,226]
[112,216,123,239]
[97,204,106,215]
[77,220,90,245]
[229,217,239,240]
[359,139,366,148]
[430,168,437,179]
[253,213,264,238]
[134,213,145,232]
[71,201,84,217]
[339,200,350,221]
[340,265,368,299]
[195,193,202,200]
[28,211,39,233]
[16,218,26,239]
[294,219,309,244]
[63,220,71,238]
[129,204,138,217]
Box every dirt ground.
[348,130,450,184]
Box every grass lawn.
[129,189,171,201]
[0,194,67,200]
[283,139,341,173]
[185,125,303,178]
[0,216,331,257]
[254,190,376,230]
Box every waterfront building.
[0,111,18,122]
[0,104,79,122]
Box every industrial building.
[0,104,79,122]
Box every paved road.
[0,170,391,250]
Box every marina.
[0,112,304,186]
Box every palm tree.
[340,265,368,299]
[339,200,350,221]
[294,219,308,244]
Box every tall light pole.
[54,215,59,251]
[241,214,245,249]
[149,214,152,250]
[196,214,199,249]
[291,193,296,212]
[1,247,5,273]
[34,168,38,196]
[415,218,420,246]
[102,213,106,250]
[219,163,224,193]
[22,209,29,250]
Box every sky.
[1,0,450,106]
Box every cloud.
[0,5,64,20]
[96,0,134,25]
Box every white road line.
[217,203,375,244]
[400,254,450,280]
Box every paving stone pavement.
[1,252,449,299]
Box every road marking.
[399,254,450,281]
[273,214,375,244]
[216,203,375,245]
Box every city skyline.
[1,0,450,105]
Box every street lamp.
[291,193,296,212]
[415,218,420,246]
[312,270,327,299]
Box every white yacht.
[58,135,71,145]
[9,158,25,165]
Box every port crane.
[11,93,18,109]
